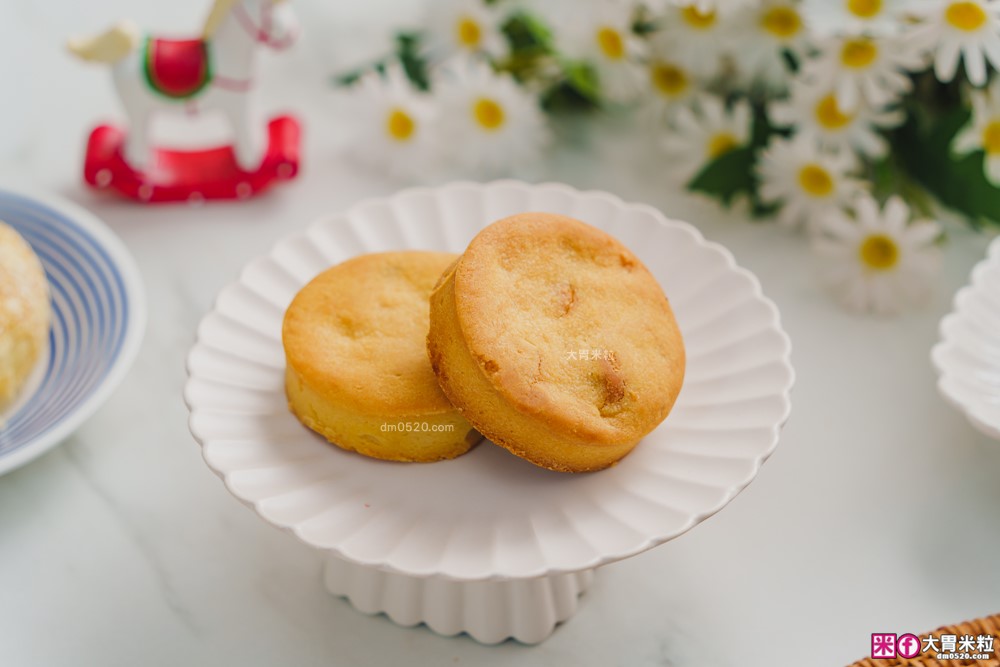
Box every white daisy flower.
[665,0,761,17]
[426,0,509,62]
[552,0,647,103]
[952,78,1000,183]
[338,64,437,179]
[769,80,904,157]
[801,0,917,36]
[757,134,867,229]
[813,195,942,315]
[661,94,752,181]
[799,34,924,110]
[906,0,1000,86]
[728,0,811,94]
[653,4,733,79]
[432,58,551,174]
[642,37,703,123]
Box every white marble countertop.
[1,1,999,665]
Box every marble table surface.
[1,1,998,665]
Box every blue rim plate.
[0,188,145,476]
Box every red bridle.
[214,1,296,92]
[232,1,296,50]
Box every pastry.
[0,221,51,409]
[427,212,685,472]
[283,251,480,462]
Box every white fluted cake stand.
[933,235,1000,441]
[184,181,794,644]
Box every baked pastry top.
[427,212,685,472]
[283,251,479,462]
[0,221,51,409]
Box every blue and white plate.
[0,188,145,476]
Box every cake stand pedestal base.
[323,555,594,644]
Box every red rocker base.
[83,115,301,203]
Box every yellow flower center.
[456,16,482,48]
[846,0,882,18]
[840,38,878,68]
[945,1,988,31]
[386,108,416,142]
[816,94,855,130]
[681,6,717,29]
[473,98,505,130]
[798,164,835,197]
[859,234,900,270]
[596,26,625,60]
[761,7,803,39]
[651,62,689,96]
[982,120,1000,153]
[707,132,739,159]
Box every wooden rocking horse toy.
[69,0,301,203]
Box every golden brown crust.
[283,251,479,463]
[0,222,50,408]
[427,213,685,472]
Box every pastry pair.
[282,213,685,472]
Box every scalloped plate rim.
[932,236,1000,441]
[184,180,795,581]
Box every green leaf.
[502,12,553,51]
[395,32,430,91]
[330,32,429,91]
[890,106,1000,227]
[688,146,757,206]
[688,101,779,214]
[563,61,601,103]
[540,60,600,113]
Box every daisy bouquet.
[333,0,1000,314]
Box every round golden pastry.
[0,221,51,409]
[283,251,480,462]
[427,212,685,473]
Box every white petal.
[963,43,988,86]
[986,154,1000,185]
[902,220,943,247]
[883,196,910,234]
[953,125,984,153]
[836,78,860,111]
[935,39,963,83]
[855,194,881,228]
[980,31,1000,73]
[853,129,888,158]
[820,209,864,242]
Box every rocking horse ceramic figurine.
[69,0,301,203]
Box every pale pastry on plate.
[427,212,685,472]
[0,221,50,410]
[283,251,481,462]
